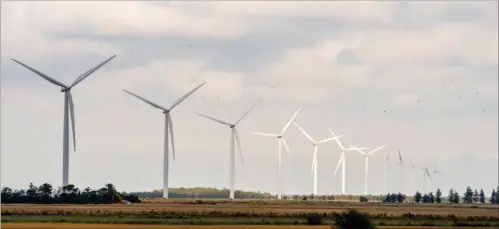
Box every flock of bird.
[12,54,447,199]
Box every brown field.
[1,223,497,229]
[3,200,498,217]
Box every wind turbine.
[123,81,206,198]
[248,108,301,200]
[351,144,388,195]
[329,128,364,195]
[421,167,432,193]
[195,100,261,199]
[11,55,117,186]
[382,152,391,194]
[431,164,443,176]
[293,123,343,197]
[408,158,420,187]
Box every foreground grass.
[2,216,499,227]
[1,223,497,229]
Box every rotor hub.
[230,125,235,128]
[61,88,68,92]
[277,136,282,139]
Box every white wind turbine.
[382,152,392,194]
[329,128,365,195]
[408,158,420,188]
[351,144,388,195]
[11,55,117,186]
[248,108,301,200]
[195,100,261,199]
[123,82,207,199]
[293,123,343,197]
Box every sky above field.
[1,1,498,196]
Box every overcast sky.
[1,1,497,196]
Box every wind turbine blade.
[12,59,67,88]
[168,114,176,160]
[195,112,232,126]
[68,92,76,151]
[293,122,315,143]
[398,150,404,164]
[316,135,343,144]
[426,168,432,181]
[168,81,207,111]
[333,153,343,177]
[281,138,292,158]
[349,144,367,155]
[385,153,391,161]
[234,129,244,167]
[70,55,117,88]
[235,99,261,125]
[328,128,344,150]
[123,89,167,110]
[280,108,301,136]
[248,132,279,137]
[367,144,387,155]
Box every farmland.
[2,200,499,227]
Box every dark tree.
[333,209,376,229]
[435,188,442,203]
[491,189,497,204]
[479,189,485,204]
[396,193,406,203]
[447,189,455,203]
[472,189,479,203]
[414,191,422,203]
[422,194,430,203]
[453,191,460,204]
[463,186,473,204]
[428,192,435,203]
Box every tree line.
[412,186,499,204]
[1,183,140,204]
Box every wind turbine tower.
[195,100,261,199]
[248,108,301,199]
[12,55,117,186]
[123,82,207,198]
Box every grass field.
[2,223,498,229]
[2,200,499,227]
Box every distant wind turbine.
[123,81,207,198]
[421,167,432,193]
[294,123,343,196]
[383,152,391,194]
[12,55,117,186]
[195,100,261,199]
[248,108,301,199]
[329,128,365,195]
[351,144,388,195]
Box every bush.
[359,196,368,202]
[306,214,323,225]
[333,209,376,229]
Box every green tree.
[396,193,406,203]
[447,189,455,203]
[333,209,376,229]
[435,188,442,203]
[492,189,498,204]
[414,191,422,203]
[479,189,485,203]
[422,194,429,203]
[26,182,39,201]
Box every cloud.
[1,1,497,195]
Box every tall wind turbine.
[11,55,117,186]
[351,144,388,195]
[195,100,261,199]
[248,108,301,200]
[329,128,364,195]
[421,167,432,193]
[408,158,420,187]
[383,152,391,194]
[123,82,207,198]
[293,123,343,196]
